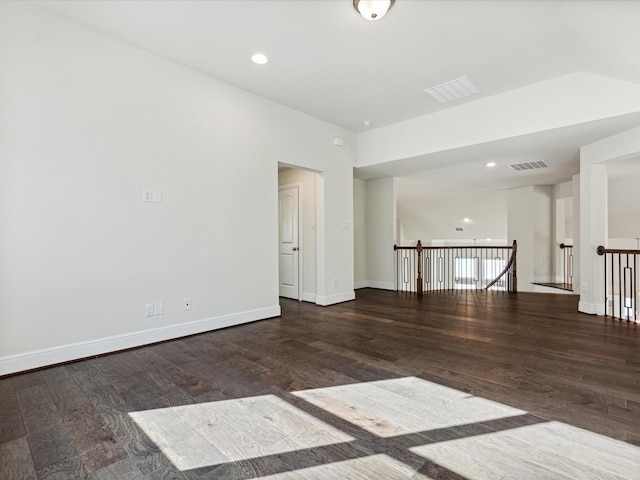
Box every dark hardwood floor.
[1,289,638,479]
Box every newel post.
[416,240,423,295]
[512,239,518,292]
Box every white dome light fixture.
[251,53,268,65]
[353,0,395,21]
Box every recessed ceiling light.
[463,218,471,223]
[251,53,268,65]
[486,161,496,167]
[362,120,373,127]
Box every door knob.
[293,247,299,251]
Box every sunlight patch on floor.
[411,421,640,480]
[250,454,419,480]
[293,376,526,437]
[129,394,354,471]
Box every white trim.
[578,301,605,315]
[0,305,280,376]
[367,281,396,291]
[316,291,356,306]
[354,281,396,290]
[301,292,317,303]
[532,284,575,295]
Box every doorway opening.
[278,164,320,302]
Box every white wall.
[278,167,318,302]
[353,178,368,288]
[365,178,396,290]
[507,186,553,291]
[609,175,640,239]
[533,186,553,282]
[397,187,507,244]
[0,3,355,374]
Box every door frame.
[278,182,303,301]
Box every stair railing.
[395,240,517,294]
[597,245,639,323]
[559,243,573,289]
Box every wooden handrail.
[484,240,517,291]
[395,244,513,250]
[597,246,640,255]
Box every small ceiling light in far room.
[362,120,373,127]
[251,53,268,65]
[463,217,471,223]
[486,161,496,167]
[353,0,395,21]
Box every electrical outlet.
[144,303,154,316]
[154,301,164,315]
[183,298,192,311]
[143,189,152,202]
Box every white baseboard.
[367,281,395,291]
[0,305,281,377]
[301,292,317,303]
[533,284,575,295]
[578,301,605,315]
[316,291,356,306]
[354,281,395,291]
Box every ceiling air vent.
[423,76,481,104]
[455,227,464,232]
[508,161,549,171]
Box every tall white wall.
[353,178,368,288]
[507,186,553,291]
[0,3,355,374]
[365,178,396,290]
[533,186,553,282]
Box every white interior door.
[279,187,299,299]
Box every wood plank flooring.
[1,289,639,479]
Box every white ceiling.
[34,0,640,189]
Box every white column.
[572,173,581,294]
[578,161,607,314]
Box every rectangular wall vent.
[508,161,549,171]
[423,76,481,104]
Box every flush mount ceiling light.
[362,120,373,127]
[251,53,268,65]
[353,0,395,21]
[486,161,496,167]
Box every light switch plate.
[154,301,164,315]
